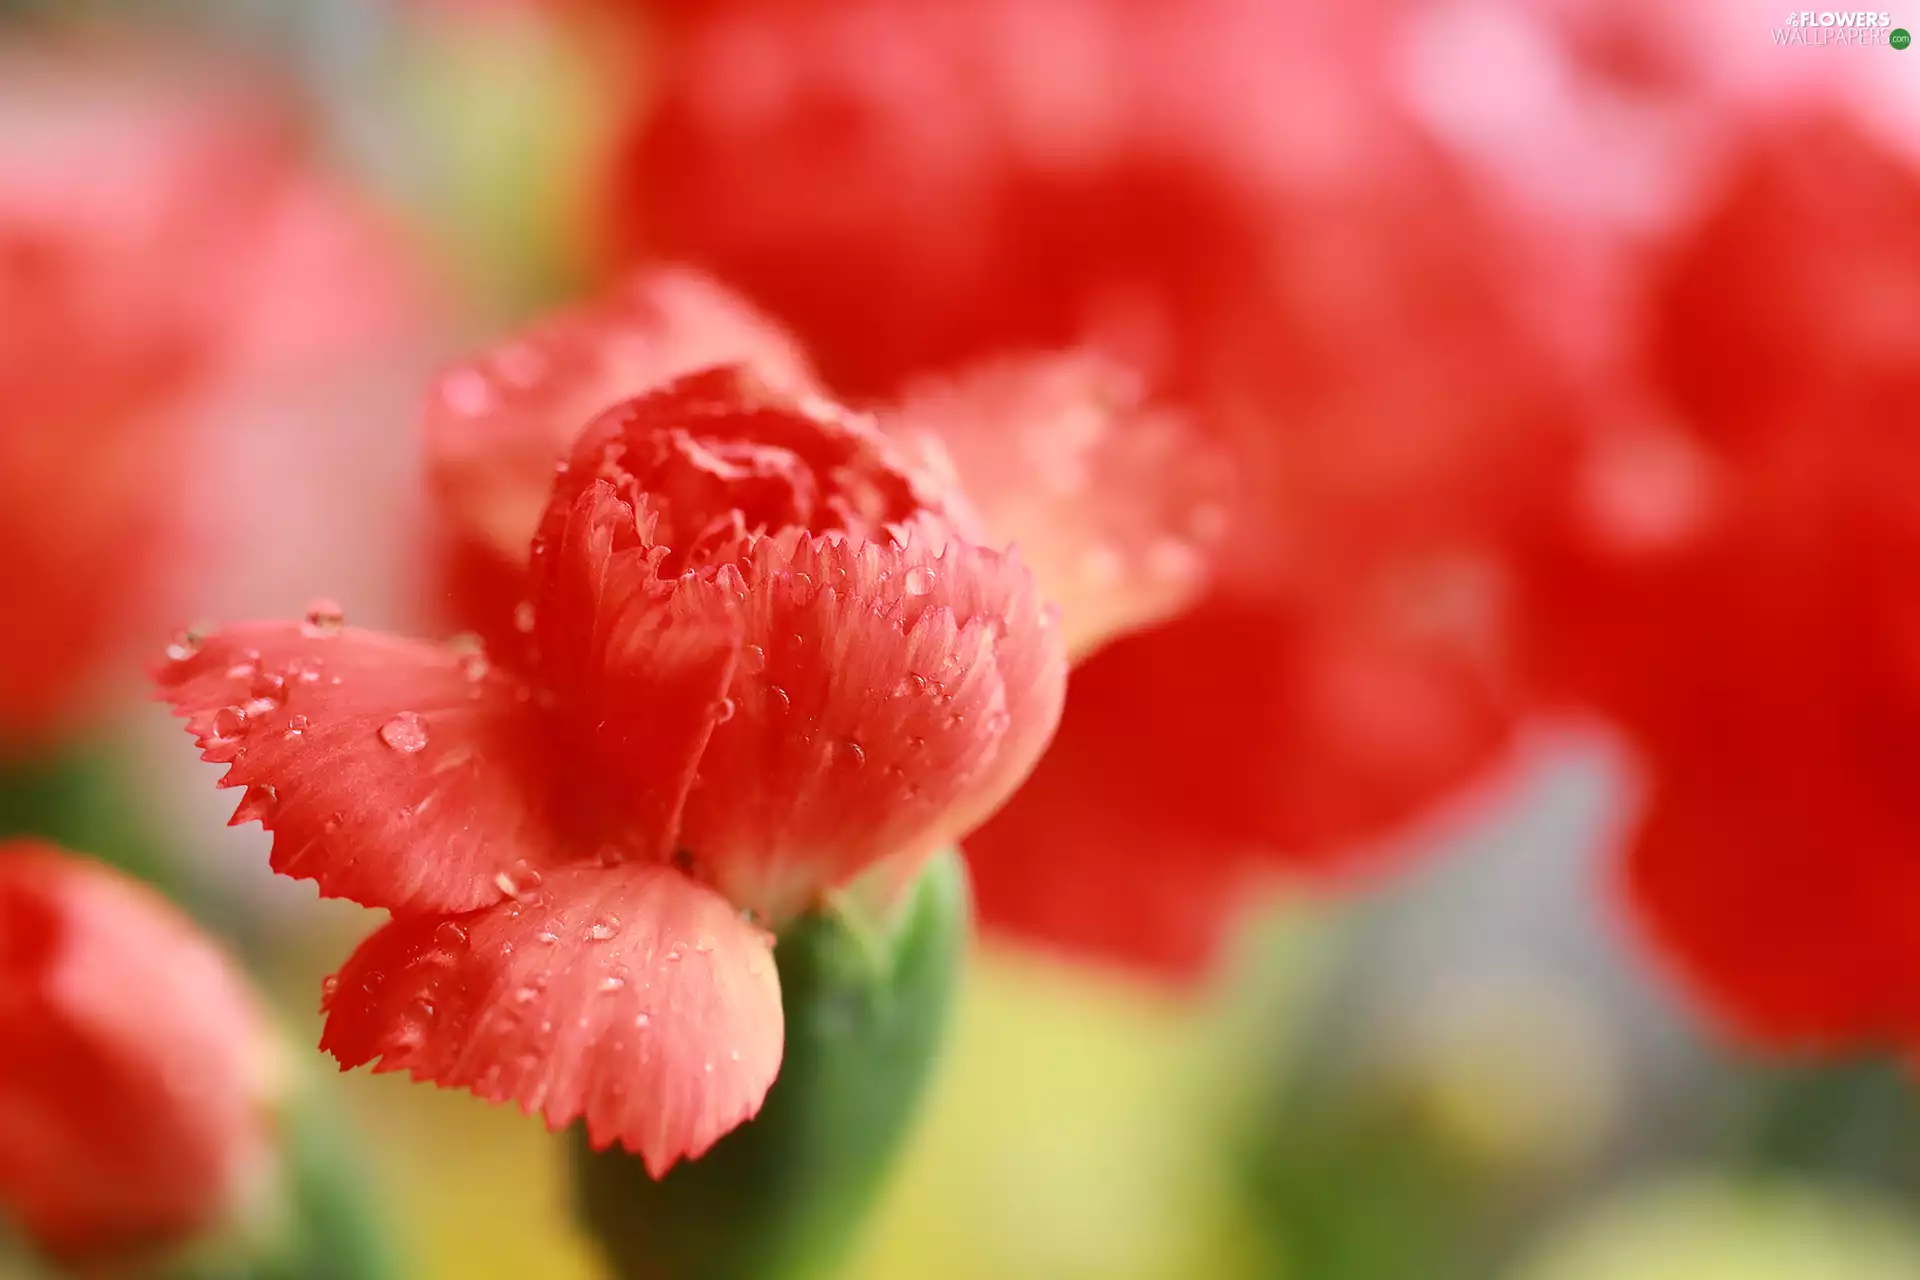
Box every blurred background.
[4,1,1919,1276]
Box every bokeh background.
[5,1,1920,1276]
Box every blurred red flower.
[608,0,1566,978]
[0,840,275,1263]
[157,370,1064,1174]
[0,50,426,747]
[1522,119,1920,1045]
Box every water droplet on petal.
[634,1012,652,1029]
[361,970,386,995]
[165,633,200,662]
[665,944,684,963]
[891,673,927,698]
[841,740,866,769]
[225,661,257,680]
[250,672,287,701]
[320,975,340,1006]
[585,915,622,942]
[769,686,791,714]
[323,812,344,834]
[284,714,310,740]
[599,975,627,993]
[303,599,346,636]
[242,696,280,718]
[904,566,936,596]
[710,697,736,724]
[212,705,248,739]
[513,984,541,1005]
[513,600,537,634]
[494,860,543,899]
[434,921,470,952]
[441,367,497,416]
[741,644,766,673]
[458,651,490,683]
[379,712,430,753]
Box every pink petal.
[426,268,818,572]
[887,351,1230,657]
[319,863,783,1178]
[682,531,1066,922]
[532,483,745,863]
[154,622,567,915]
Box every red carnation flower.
[157,368,1065,1174]
[0,840,277,1262]
[1519,120,1920,1044]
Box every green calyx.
[574,848,971,1280]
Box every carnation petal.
[154,623,565,915]
[319,863,783,1178]
[681,532,1065,921]
[888,352,1230,658]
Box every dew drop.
[665,944,684,963]
[458,651,490,683]
[323,812,344,834]
[710,697,736,724]
[360,970,386,995]
[741,644,767,673]
[250,671,287,700]
[841,740,866,769]
[513,984,541,1005]
[320,974,340,1006]
[164,633,201,662]
[302,598,346,636]
[494,860,543,899]
[634,1012,652,1029]
[405,996,436,1024]
[379,712,430,753]
[891,673,926,698]
[242,696,280,719]
[284,714,310,740]
[211,705,248,739]
[226,661,257,680]
[434,921,470,952]
[513,600,537,634]
[904,565,936,596]
[585,915,622,943]
[769,686,791,714]
[441,367,497,416]
[535,924,561,946]
[599,975,627,993]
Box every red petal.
[319,863,783,1178]
[887,352,1230,658]
[681,531,1066,921]
[533,483,744,863]
[426,268,817,580]
[0,842,273,1258]
[1625,751,1920,1048]
[967,592,1513,977]
[153,622,567,915]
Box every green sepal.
[574,848,971,1280]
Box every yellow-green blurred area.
[289,939,1264,1280]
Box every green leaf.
[574,849,970,1280]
